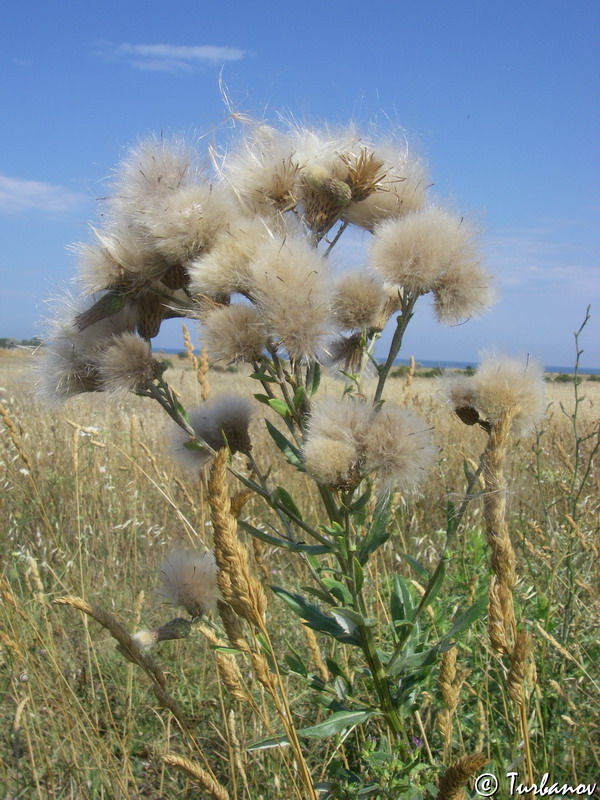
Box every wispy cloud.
[0,175,85,214]
[103,42,247,72]
[487,223,600,298]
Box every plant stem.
[373,293,419,406]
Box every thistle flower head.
[141,183,237,264]
[200,303,266,363]
[249,235,331,360]
[361,406,436,492]
[432,260,495,325]
[188,215,272,298]
[159,550,220,618]
[343,142,427,230]
[108,135,198,219]
[330,270,388,331]
[303,396,435,492]
[97,332,160,394]
[473,354,545,436]
[170,394,252,471]
[370,207,480,294]
[221,124,300,215]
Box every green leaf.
[253,393,273,406]
[174,398,190,426]
[352,557,364,594]
[444,590,488,640]
[321,577,352,604]
[238,520,330,555]
[271,586,361,645]
[390,575,415,625]
[446,500,458,536]
[247,734,291,751]
[268,398,291,418]
[271,486,303,521]
[401,553,430,580]
[285,645,308,677]
[357,494,393,565]
[308,362,321,396]
[264,419,304,469]
[249,372,277,383]
[295,709,374,738]
[293,385,306,409]
[182,439,209,452]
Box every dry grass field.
[1,347,598,798]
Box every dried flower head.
[361,405,436,492]
[200,303,266,363]
[250,235,331,360]
[473,354,545,436]
[97,332,160,393]
[303,397,435,491]
[35,294,138,406]
[108,135,198,220]
[432,260,495,325]
[370,207,480,295]
[159,550,220,618]
[221,124,300,215]
[302,436,360,489]
[331,271,388,331]
[141,183,236,264]
[343,143,427,230]
[188,215,271,297]
[171,394,252,471]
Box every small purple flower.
[411,736,424,749]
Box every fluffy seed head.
[302,436,360,489]
[221,124,300,215]
[250,235,331,359]
[131,629,159,650]
[108,135,198,219]
[361,406,436,492]
[159,550,220,618]
[171,394,252,471]
[141,183,236,264]
[303,397,435,491]
[473,354,545,436]
[97,332,159,393]
[188,215,271,297]
[343,144,427,230]
[432,260,495,324]
[370,207,480,294]
[200,303,266,363]
[331,270,388,330]
[439,374,478,412]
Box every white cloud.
[0,175,85,214]
[110,43,247,72]
[486,226,600,298]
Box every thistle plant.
[37,115,547,797]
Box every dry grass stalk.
[162,753,230,800]
[216,654,248,703]
[208,449,267,628]
[507,632,532,705]
[182,323,199,371]
[404,355,416,391]
[217,600,250,653]
[488,578,509,654]
[198,346,210,402]
[227,710,250,794]
[437,647,467,760]
[303,625,330,683]
[0,401,33,473]
[436,751,488,800]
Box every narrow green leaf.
[182,439,208,452]
[249,372,278,383]
[308,361,321,396]
[271,486,303,521]
[353,557,364,594]
[253,393,272,406]
[401,553,430,580]
[267,397,291,417]
[174,399,190,426]
[293,385,306,409]
[238,520,330,555]
[247,734,290,751]
[321,577,352,604]
[294,709,374,738]
[264,419,304,470]
[357,494,393,565]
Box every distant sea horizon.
[157,348,599,375]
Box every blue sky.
[2,0,599,368]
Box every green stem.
[373,293,419,406]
